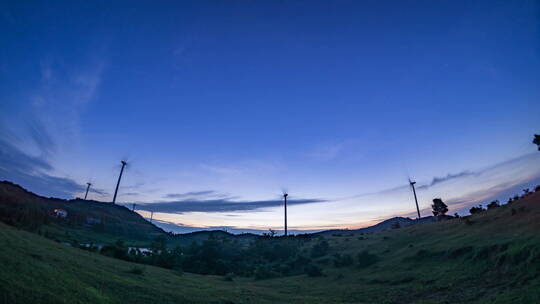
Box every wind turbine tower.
[409,179,421,219]
[283,193,288,236]
[84,182,92,200]
[112,160,127,204]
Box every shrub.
[357,250,379,268]
[316,258,329,265]
[447,246,473,258]
[487,200,500,210]
[253,265,274,280]
[310,240,330,258]
[223,273,235,281]
[291,254,312,268]
[101,240,129,260]
[128,266,145,275]
[305,264,323,277]
[333,253,354,267]
[469,205,485,215]
[277,264,292,275]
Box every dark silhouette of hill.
[0,181,165,242]
[315,215,436,236]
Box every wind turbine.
[112,160,127,204]
[409,178,421,219]
[283,191,288,236]
[84,182,92,200]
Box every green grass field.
[1,192,540,303]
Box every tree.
[150,236,167,254]
[357,250,379,268]
[486,200,500,210]
[431,198,448,217]
[263,228,276,237]
[469,205,484,215]
[305,264,323,277]
[533,134,540,151]
[310,240,330,258]
[333,253,354,267]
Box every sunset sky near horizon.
[1,0,539,233]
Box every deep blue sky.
[1,1,539,233]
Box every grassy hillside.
[0,181,165,245]
[0,221,270,304]
[1,188,540,303]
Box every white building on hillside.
[53,208,68,218]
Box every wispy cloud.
[123,182,146,190]
[345,153,539,202]
[164,190,216,199]
[163,190,234,200]
[399,153,540,217]
[89,187,108,196]
[0,136,85,198]
[26,119,56,157]
[123,192,140,196]
[416,171,476,190]
[200,159,286,179]
[135,197,327,214]
[0,55,107,199]
[28,57,106,149]
[308,142,347,161]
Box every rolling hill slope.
[314,215,436,237]
[0,181,166,244]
